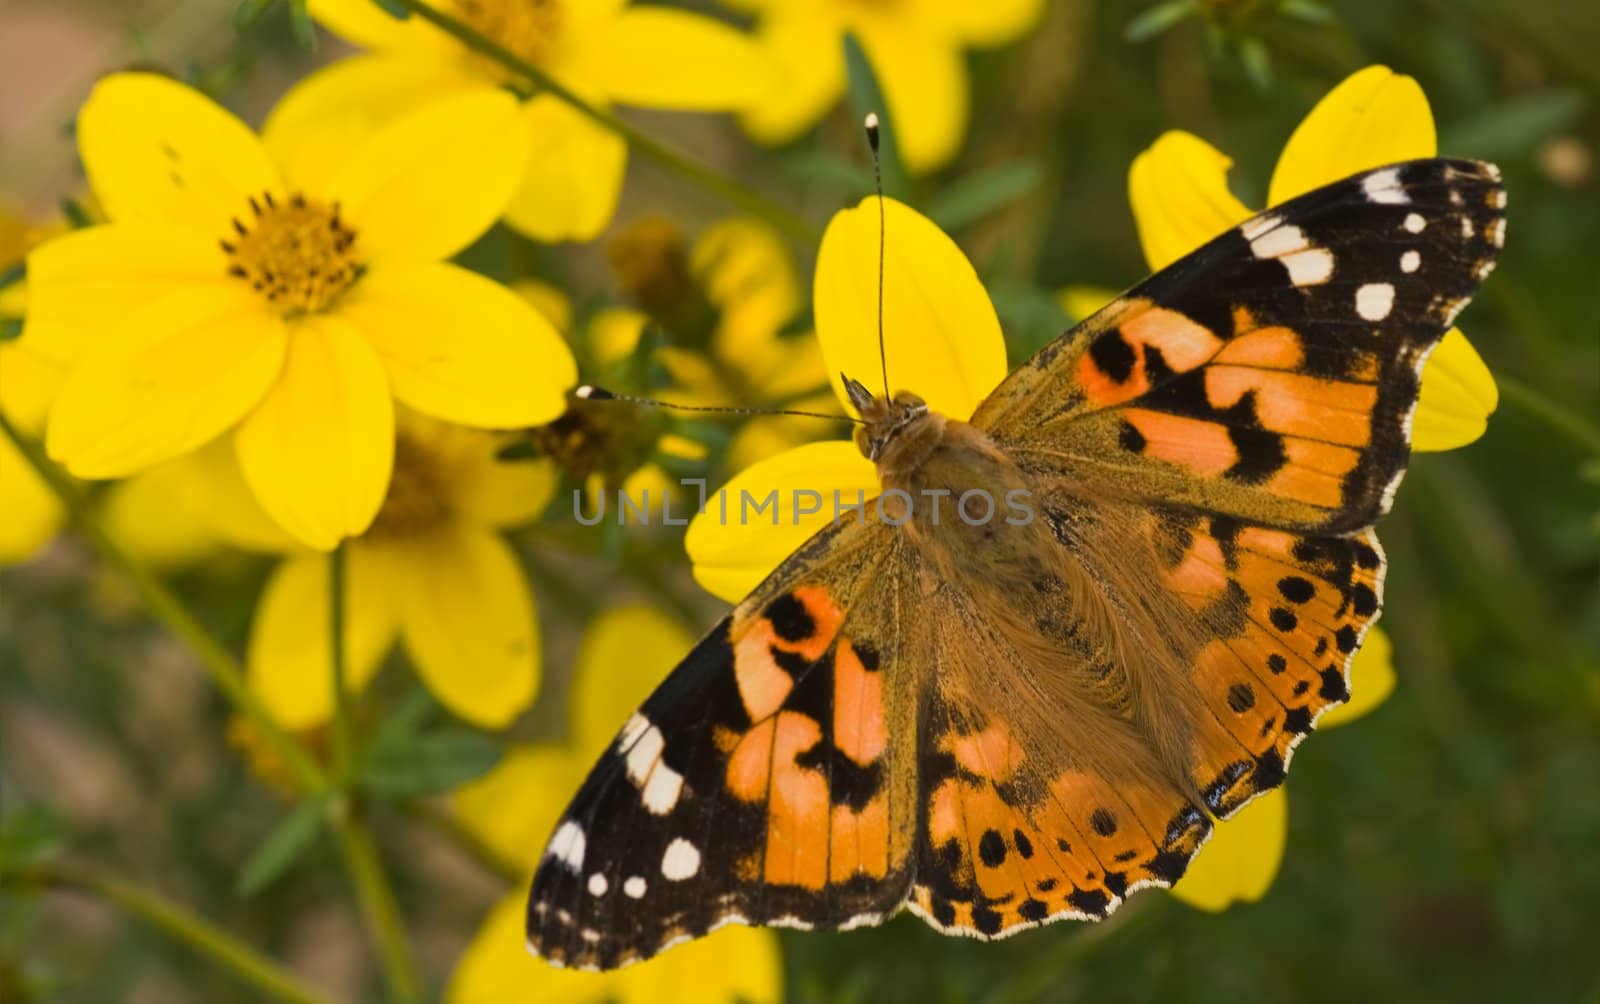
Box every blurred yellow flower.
[447,605,783,1002]
[303,0,774,242]
[728,0,1045,173]
[237,412,558,730]
[0,206,67,565]
[1127,65,1499,452]
[23,72,574,551]
[687,195,1005,601]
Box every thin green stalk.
[0,411,326,794]
[386,0,821,244]
[329,805,419,1003]
[1495,371,1600,454]
[32,860,340,1004]
[328,542,354,781]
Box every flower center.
[452,0,563,66]
[221,192,360,314]
[368,435,452,540]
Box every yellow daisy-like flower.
[447,605,783,1002]
[727,0,1045,173]
[1127,64,1499,452]
[303,0,774,242]
[22,72,575,551]
[237,412,558,730]
[0,207,68,565]
[687,195,1004,601]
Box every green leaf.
[1440,90,1589,159]
[234,0,278,30]
[843,34,910,202]
[0,319,21,343]
[785,152,875,195]
[58,198,92,230]
[1124,1,1196,43]
[288,0,317,49]
[1277,0,1335,25]
[1237,35,1274,92]
[926,161,1043,231]
[360,732,502,798]
[235,796,327,897]
[0,806,66,874]
[370,0,411,18]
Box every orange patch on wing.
[1121,306,1225,371]
[1205,367,1377,447]
[1265,439,1363,509]
[734,623,794,722]
[1123,409,1238,476]
[948,722,1025,783]
[1212,325,1304,369]
[783,586,845,662]
[1194,640,1282,758]
[1164,531,1230,604]
[833,640,886,766]
[829,795,891,882]
[745,711,830,890]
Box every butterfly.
[526,158,1506,970]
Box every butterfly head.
[843,373,933,464]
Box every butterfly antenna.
[576,385,864,426]
[866,113,889,402]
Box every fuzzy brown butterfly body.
[527,158,1505,970]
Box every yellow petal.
[685,440,878,603]
[328,88,529,263]
[447,893,783,1004]
[1412,328,1498,452]
[46,287,287,479]
[738,11,846,146]
[1057,285,1120,325]
[921,0,1046,46]
[234,317,394,551]
[1268,66,1437,206]
[398,523,539,729]
[0,432,63,566]
[511,279,574,337]
[1128,130,1254,271]
[570,605,695,759]
[453,745,586,875]
[77,73,279,234]
[1319,625,1396,729]
[103,459,228,569]
[339,263,576,428]
[503,95,628,243]
[857,22,969,174]
[587,9,776,111]
[263,55,483,193]
[815,197,1007,419]
[21,224,229,365]
[0,343,67,434]
[588,307,650,369]
[1170,788,1289,912]
[399,414,559,528]
[445,893,617,1004]
[247,547,401,730]
[694,218,818,397]
[307,0,461,54]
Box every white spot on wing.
[660,838,701,880]
[587,873,608,897]
[1239,212,1281,241]
[1403,212,1426,234]
[623,876,647,899]
[1400,250,1421,273]
[1362,167,1409,203]
[547,821,586,872]
[617,713,650,752]
[1281,248,1335,286]
[640,762,684,815]
[1249,224,1308,258]
[1356,283,1395,322]
[1461,217,1474,239]
[625,723,665,786]
[1487,218,1505,247]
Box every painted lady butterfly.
[527,158,1506,969]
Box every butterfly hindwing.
[975,158,1505,534]
[527,520,920,970]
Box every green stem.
[1495,371,1600,454]
[329,542,354,781]
[386,0,821,245]
[329,805,419,1002]
[32,860,340,1004]
[0,411,326,794]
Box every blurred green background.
[2,0,1597,1001]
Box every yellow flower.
[687,195,1005,601]
[238,412,558,730]
[447,605,783,1002]
[303,0,774,242]
[1127,65,1498,452]
[22,72,574,551]
[730,0,1045,173]
[0,206,68,566]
